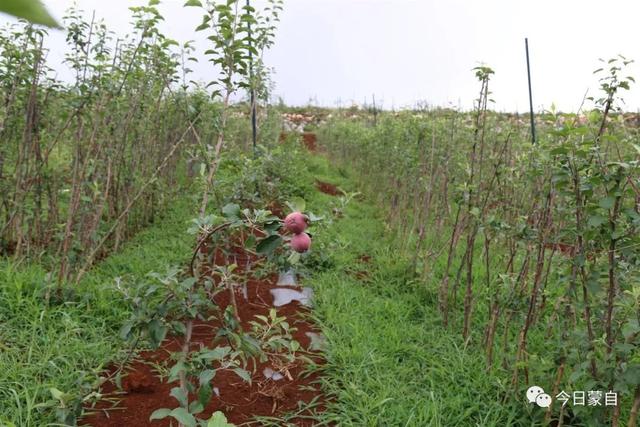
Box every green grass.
[301,156,535,426]
[0,193,198,426]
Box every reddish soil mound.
[279,132,317,152]
[315,180,341,196]
[82,236,325,426]
[301,133,317,151]
[358,254,372,264]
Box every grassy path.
[306,156,527,426]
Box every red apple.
[284,212,307,234]
[290,232,311,253]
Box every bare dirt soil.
[82,241,325,426]
[314,181,340,197]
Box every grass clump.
[0,194,197,426]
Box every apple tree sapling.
[256,198,322,269]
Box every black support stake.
[525,38,536,144]
[248,0,257,154]
[372,94,377,126]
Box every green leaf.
[264,221,281,233]
[169,361,187,382]
[207,411,235,427]
[614,343,635,354]
[198,346,231,361]
[621,365,640,386]
[170,407,197,427]
[307,212,324,222]
[149,408,172,420]
[0,0,60,28]
[611,229,624,240]
[550,146,568,155]
[244,234,257,249]
[587,215,607,228]
[197,383,213,407]
[196,22,210,31]
[148,319,168,347]
[256,235,282,255]
[622,319,640,340]
[170,387,189,407]
[49,388,65,401]
[180,277,197,291]
[586,277,601,294]
[171,321,187,336]
[599,196,615,209]
[232,368,251,383]
[285,197,306,213]
[189,400,204,414]
[184,0,203,6]
[222,203,241,220]
[119,322,133,340]
[199,369,216,385]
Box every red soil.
[301,133,317,152]
[358,254,372,264]
[315,180,340,197]
[81,233,325,426]
[279,132,317,152]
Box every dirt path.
[82,267,325,426]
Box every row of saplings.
[102,207,317,427]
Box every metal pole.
[247,0,257,153]
[525,38,536,144]
[372,93,377,126]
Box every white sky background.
[6,0,640,112]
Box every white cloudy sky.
[6,0,640,111]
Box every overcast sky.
[6,0,640,111]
